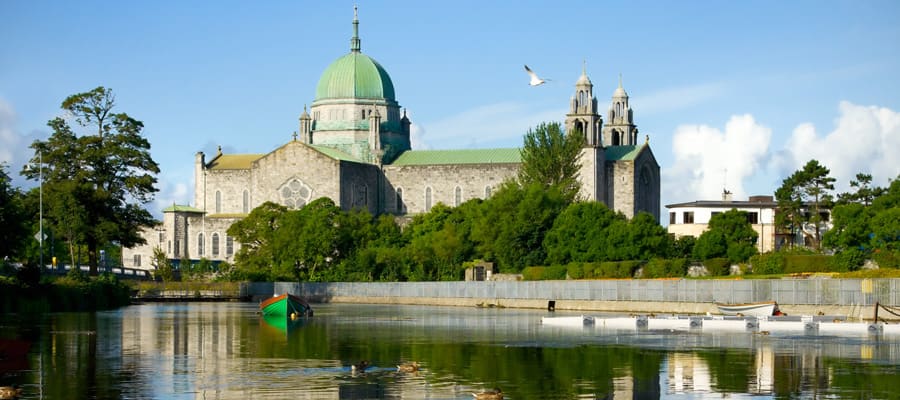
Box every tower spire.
[351,5,361,53]
[618,73,622,88]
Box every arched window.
[578,90,586,108]
[396,187,404,213]
[226,236,234,257]
[425,187,433,212]
[197,233,204,256]
[454,186,462,206]
[242,190,249,214]
[616,102,623,119]
[211,233,220,257]
[484,186,492,198]
[215,191,222,213]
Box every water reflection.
[1,303,899,399]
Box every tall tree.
[22,87,159,275]
[518,122,584,202]
[837,173,885,206]
[775,159,835,249]
[0,163,29,261]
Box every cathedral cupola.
[602,75,638,146]
[565,61,601,147]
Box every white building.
[666,192,832,253]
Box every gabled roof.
[207,154,263,170]
[389,148,521,166]
[605,145,643,161]
[163,204,204,213]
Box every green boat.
[259,293,313,318]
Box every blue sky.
[2,1,899,220]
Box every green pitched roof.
[309,145,363,163]
[605,145,643,161]
[163,204,203,213]
[389,148,522,166]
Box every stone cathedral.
[123,9,660,269]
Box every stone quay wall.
[244,278,900,321]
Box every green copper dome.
[314,52,396,101]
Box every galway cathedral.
[123,8,660,269]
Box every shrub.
[642,258,688,278]
[828,249,866,272]
[783,255,832,273]
[521,265,568,280]
[872,249,900,269]
[703,258,731,276]
[566,263,585,279]
[749,252,786,275]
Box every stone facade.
[121,9,661,270]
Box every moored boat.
[716,301,781,317]
[260,293,313,318]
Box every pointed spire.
[618,73,622,88]
[351,5,361,53]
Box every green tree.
[693,209,758,263]
[543,202,628,264]
[775,159,835,249]
[22,87,159,275]
[0,163,29,261]
[228,201,287,280]
[517,122,584,202]
[471,182,568,272]
[151,247,174,282]
[837,173,885,206]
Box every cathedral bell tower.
[602,75,638,146]
[565,63,602,147]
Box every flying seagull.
[524,65,549,86]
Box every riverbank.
[245,278,900,322]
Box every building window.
[711,211,721,218]
[396,188,404,213]
[226,236,234,257]
[133,254,141,267]
[212,233,220,257]
[485,186,492,198]
[747,212,759,224]
[197,233,205,256]
[454,186,462,206]
[279,177,312,209]
[683,211,694,224]
[215,191,222,213]
[174,240,180,257]
[242,190,249,214]
[158,231,165,245]
[669,212,676,225]
[425,187,433,212]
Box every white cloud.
[664,114,772,203]
[779,101,900,191]
[409,122,429,150]
[421,102,566,149]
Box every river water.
[1,302,899,399]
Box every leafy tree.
[775,159,835,249]
[0,163,29,261]
[228,201,288,280]
[21,87,159,275]
[517,122,584,202]
[151,247,174,282]
[693,209,758,264]
[543,202,628,264]
[837,173,885,206]
[471,182,568,272]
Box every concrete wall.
[245,279,900,320]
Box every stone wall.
[383,163,518,214]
